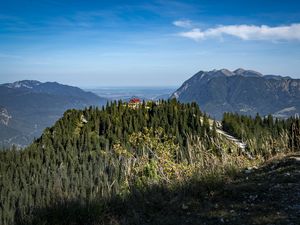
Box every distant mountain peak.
[209,68,263,78]
[189,68,293,84]
[3,80,42,89]
[198,68,265,79]
[220,69,233,76]
[234,68,263,77]
[233,68,246,74]
[0,80,107,147]
[171,68,300,119]
[192,68,264,82]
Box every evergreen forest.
[0,100,299,225]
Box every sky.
[1,0,300,87]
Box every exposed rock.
[171,68,300,119]
[0,107,11,126]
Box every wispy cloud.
[175,22,300,42]
[173,19,192,28]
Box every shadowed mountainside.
[0,80,107,147]
[171,68,300,119]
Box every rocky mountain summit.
[171,69,300,119]
[3,80,42,89]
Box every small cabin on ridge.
[129,98,141,104]
[128,98,141,109]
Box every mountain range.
[2,69,300,147]
[171,68,300,119]
[0,80,106,147]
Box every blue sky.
[1,0,300,87]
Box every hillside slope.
[171,69,300,119]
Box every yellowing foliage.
[127,127,192,187]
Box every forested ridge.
[0,100,214,224]
[0,100,299,225]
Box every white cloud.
[177,23,300,42]
[173,19,192,28]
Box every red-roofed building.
[128,98,141,109]
[129,98,141,104]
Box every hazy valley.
[86,86,176,101]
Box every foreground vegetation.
[0,100,299,225]
[17,153,300,225]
